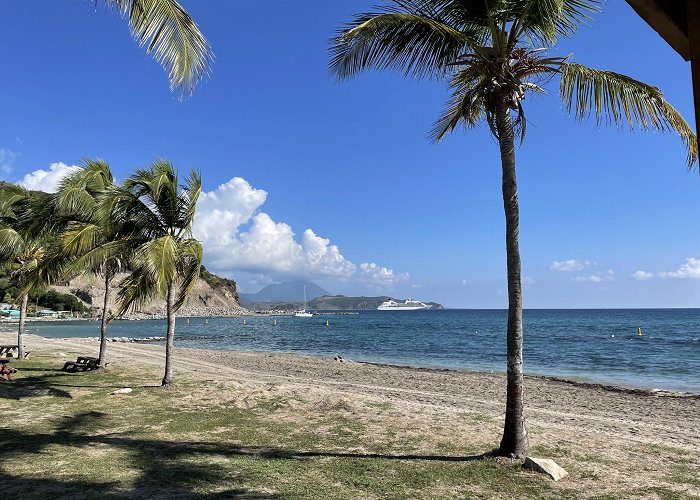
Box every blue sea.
[25,309,700,393]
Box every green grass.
[0,354,693,499]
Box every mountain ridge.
[239,281,329,303]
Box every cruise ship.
[377,298,429,311]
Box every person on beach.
[0,358,16,381]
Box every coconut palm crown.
[100,160,203,386]
[331,0,697,458]
[53,159,129,368]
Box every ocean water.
[25,309,700,393]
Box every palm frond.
[560,62,698,168]
[506,0,602,46]
[330,5,481,80]
[115,267,158,316]
[104,0,213,98]
[173,238,202,310]
[0,228,24,260]
[131,235,179,297]
[63,239,136,278]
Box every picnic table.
[63,356,100,373]
[0,345,19,358]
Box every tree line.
[0,160,202,386]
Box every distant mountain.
[243,294,444,311]
[239,280,329,304]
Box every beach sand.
[3,329,699,496]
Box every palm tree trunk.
[495,100,530,458]
[17,294,28,360]
[98,271,112,368]
[162,283,176,386]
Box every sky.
[1,1,700,308]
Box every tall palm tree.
[101,160,202,386]
[99,0,213,98]
[54,160,129,368]
[0,184,54,359]
[330,0,697,458]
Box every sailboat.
[294,286,314,317]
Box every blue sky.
[2,1,700,308]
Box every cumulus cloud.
[631,270,653,281]
[359,262,409,286]
[194,177,404,287]
[0,149,19,175]
[18,162,79,192]
[194,177,268,246]
[660,258,700,279]
[573,275,603,283]
[550,259,592,272]
[573,269,614,283]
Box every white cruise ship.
[377,299,429,311]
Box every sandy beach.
[3,328,700,497]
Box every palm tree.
[0,184,54,359]
[99,0,213,98]
[54,160,129,368]
[102,160,203,386]
[330,0,697,458]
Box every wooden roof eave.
[625,0,690,61]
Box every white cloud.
[573,270,614,283]
[523,276,535,285]
[550,259,592,272]
[194,177,403,288]
[631,270,653,281]
[0,149,19,175]
[660,258,700,279]
[573,275,603,283]
[18,162,79,192]
[194,177,267,246]
[359,262,409,286]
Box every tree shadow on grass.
[0,367,162,400]
[1,411,495,499]
[0,372,74,400]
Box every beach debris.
[333,355,345,363]
[523,457,568,481]
[112,387,133,395]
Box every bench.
[0,345,18,358]
[62,356,100,373]
[0,345,29,358]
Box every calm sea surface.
[26,309,700,393]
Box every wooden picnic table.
[76,356,99,364]
[0,345,18,357]
[63,356,100,373]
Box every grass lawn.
[0,354,694,499]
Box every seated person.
[0,358,17,381]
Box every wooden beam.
[688,0,700,133]
[626,0,690,60]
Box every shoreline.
[3,324,699,397]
